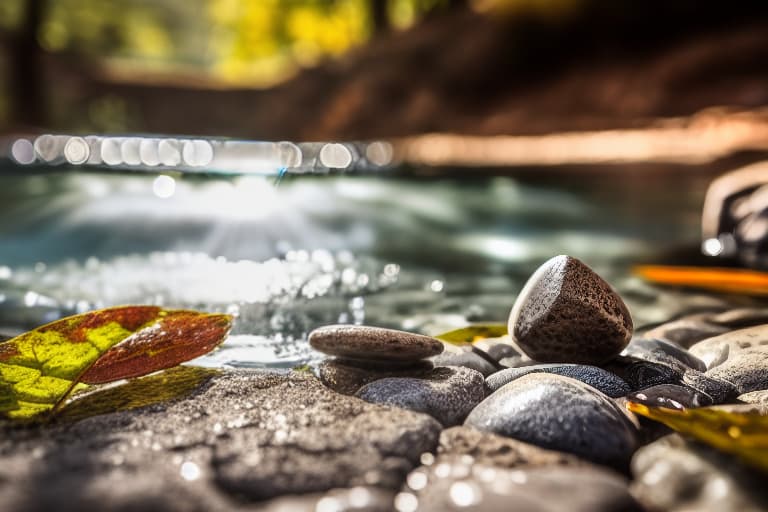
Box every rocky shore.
[1,255,767,511]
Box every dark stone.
[464,374,638,470]
[631,434,768,512]
[508,255,633,364]
[355,366,485,426]
[485,364,630,398]
[0,370,442,509]
[623,337,707,372]
[628,384,714,409]
[308,324,443,362]
[681,370,740,403]
[317,358,433,395]
[601,355,683,391]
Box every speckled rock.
[689,324,768,368]
[485,364,630,397]
[508,255,633,364]
[628,384,714,409]
[356,366,485,426]
[705,353,768,394]
[623,337,707,372]
[739,389,768,404]
[402,458,641,512]
[437,426,593,469]
[309,324,443,363]
[681,369,740,403]
[465,374,638,470]
[0,370,442,510]
[317,358,433,395]
[631,434,768,512]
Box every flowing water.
[0,168,734,368]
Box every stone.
[437,426,592,469]
[631,434,768,512]
[317,358,433,395]
[431,347,501,377]
[601,355,683,390]
[259,486,395,512]
[628,384,714,409]
[0,370,442,509]
[508,255,633,364]
[485,364,630,398]
[739,389,768,404]
[643,314,728,348]
[705,352,768,394]
[681,370,740,403]
[623,337,707,372]
[356,366,485,426]
[689,324,768,368]
[464,374,638,470]
[308,324,443,363]
[403,458,641,512]
[708,308,768,329]
[474,338,523,362]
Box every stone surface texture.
[485,364,630,397]
[464,374,638,470]
[508,255,633,364]
[356,366,485,426]
[309,324,444,362]
[631,434,768,512]
[0,370,442,510]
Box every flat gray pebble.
[643,314,729,348]
[356,366,485,426]
[431,347,500,377]
[317,358,433,395]
[485,364,630,397]
[689,324,768,368]
[309,324,443,362]
[508,255,633,364]
[465,374,638,470]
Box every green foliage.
[0,305,231,422]
[434,324,508,346]
[628,402,768,473]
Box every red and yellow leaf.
[0,306,231,421]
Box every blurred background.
[1,0,768,140]
[2,1,768,368]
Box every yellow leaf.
[434,324,508,346]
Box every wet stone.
[403,458,641,512]
[681,370,740,403]
[0,370,442,509]
[622,337,707,372]
[464,374,638,470]
[317,358,433,395]
[356,366,485,426]
[628,384,714,409]
[308,324,443,363]
[631,434,768,512]
[508,255,633,364]
[485,364,630,398]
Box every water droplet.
[180,461,201,481]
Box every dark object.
[702,162,768,269]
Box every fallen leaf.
[0,306,231,421]
[434,324,508,346]
[59,366,219,423]
[628,401,768,472]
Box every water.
[0,168,731,368]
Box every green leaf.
[628,402,768,472]
[58,366,219,423]
[434,324,508,346]
[0,305,231,421]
